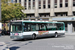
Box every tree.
[1,0,9,3]
[1,0,26,30]
[12,3,26,20]
[1,0,26,23]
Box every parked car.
[6,30,10,35]
[1,30,10,35]
[1,30,5,35]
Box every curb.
[65,33,75,36]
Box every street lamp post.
[0,0,1,21]
[0,0,2,29]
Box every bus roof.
[11,20,64,23]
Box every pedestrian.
[1,30,5,35]
[0,29,2,37]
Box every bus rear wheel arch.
[32,33,36,40]
[55,32,58,38]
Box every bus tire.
[55,33,58,38]
[32,34,36,40]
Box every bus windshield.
[11,22,22,32]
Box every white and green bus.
[10,20,65,40]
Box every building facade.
[11,0,75,33]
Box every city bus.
[10,20,65,40]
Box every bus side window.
[40,24,46,31]
[24,24,27,31]
[23,24,31,31]
[36,24,39,31]
[46,23,52,30]
[28,24,31,31]
[31,24,36,31]
[56,23,64,30]
[46,23,57,31]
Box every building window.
[73,12,75,16]
[43,5,45,9]
[55,12,67,17]
[60,0,62,7]
[28,0,31,9]
[65,3,68,7]
[60,4,62,7]
[48,0,50,8]
[33,0,35,9]
[29,0,31,1]
[39,5,41,9]
[25,6,27,9]
[25,0,27,2]
[25,0,27,9]
[73,2,75,6]
[19,0,21,2]
[38,0,41,9]
[43,0,45,9]
[54,0,57,8]
[73,0,75,6]
[33,0,35,1]
[15,0,17,3]
[48,5,50,8]
[65,0,68,7]
[19,0,21,4]
[39,13,50,17]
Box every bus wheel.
[55,33,58,38]
[32,34,36,40]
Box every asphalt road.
[0,35,75,50]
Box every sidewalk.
[65,32,75,36]
[0,42,9,50]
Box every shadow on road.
[9,46,20,50]
[12,35,65,41]
[35,35,65,40]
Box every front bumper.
[10,36,23,40]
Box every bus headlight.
[19,33,23,36]
[10,33,12,36]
